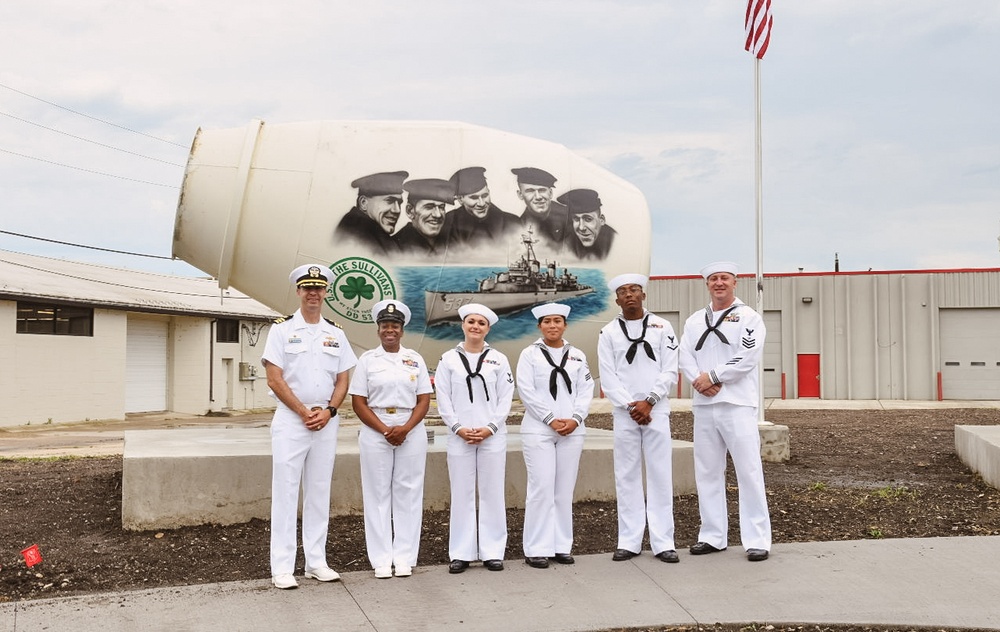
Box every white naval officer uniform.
[597,309,679,555]
[516,339,594,558]
[678,296,771,552]
[436,342,515,562]
[349,344,433,571]
[262,310,357,577]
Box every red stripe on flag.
[744,0,773,59]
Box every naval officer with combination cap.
[678,261,771,562]
[262,264,357,589]
[350,299,433,579]
[598,273,680,564]
[516,302,594,569]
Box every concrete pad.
[759,421,790,462]
[955,425,1000,489]
[122,427,696,530]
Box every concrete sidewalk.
[4,537,1000,632]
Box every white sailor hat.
[531,302,571,320]
[607,273,648,292]
[700,261,740,279]
[289,264,332,288]
[458,303,499,326]
[371,299,412,325]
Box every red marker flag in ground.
[745,0,773,59]
[21,544,43,567]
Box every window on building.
[216,319,240,343]
[16,302,94,336]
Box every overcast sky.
[1,1,998,278]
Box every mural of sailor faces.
[333,166,616,264]
[172,120,649,374]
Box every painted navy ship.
[424,229,594,325]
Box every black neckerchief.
[695,304,740,351]
[618,314,655,364]
[537,344,572,399]
[457,347,491,403]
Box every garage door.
[940,308,1000,400]
[126,317,168,412]
[763,310,782,399]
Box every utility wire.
[0,229,175,260]
[0,147,179,187]
[0,110,185,167]
[0,81,188,148]
[1,257,256,300]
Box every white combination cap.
[607,273,648,292]
[700,261,739,279]
[371,299,412,325]
[458,303,499,326]
[531,302,571,320]
[289,264,332,288]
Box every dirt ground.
[3,407,1000,622]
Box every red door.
[797,354,820,398]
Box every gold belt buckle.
[386,407,397,414]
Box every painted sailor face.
[571,211,605,248]
[406,199,448,238]
[516,183,553,216]
[360,193,404,234]
[458,186,492,219]
[706,272,737,305]
[537,315,566,346]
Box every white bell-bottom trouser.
[447,432,508,561]
[693,402,772,551]
[270,408,339,576]
[359,413,428,569]
[521,430,584,558]
[612,407,675,554]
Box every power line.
[0,257,255,299]
[0,230,175,260]
[0,81,188,148]
[0,147,179,187]
[0,110,185,167]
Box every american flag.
[745,0,773,59]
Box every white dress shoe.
[305,566,341,582]
[374,566,393,579]
[394,565,412,577]
[272,573,298,589]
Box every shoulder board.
[324,317,343,328]
[274,314,295,324]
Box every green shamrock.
[340,275,375,308]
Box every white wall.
[0,303,126,426]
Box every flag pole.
[754,56,766,421]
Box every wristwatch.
[326,406,337,417]
[644,396,657,406]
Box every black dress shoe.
[525,556,549,569]
[689,542,726,555]
[551,553,575,565]
[448,559,470,574]
[483,559,504,571]
[655,550,679,563]
[612,548,639,562]
[746,548,769,562]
